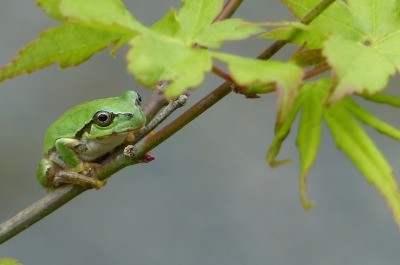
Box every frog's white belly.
[80,133,128,161]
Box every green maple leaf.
[36,0,63,20]
[177,0,224,44]
[2,0,262,97]
[37,0,146,32]
[360,92,400,107]
[127,0,262,97]
[324,99,400,226]
[0,23,123,82]
[284,0,362,41]
[295,80,326,209]
[194,18,264,49]
[177,0,263,47]
[127,34,212,98]
[151,0,262,47]
[264,0,400,102]
[151,8,180,38]
[323,35,396,102]
[268,78,400,225]
[344,96,400,141]
[0,0,144,82]
[268,79,327,208]
[59,0,147,33]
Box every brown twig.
[142,84,169,124]
[214,0,244,22]
[303,63,330,80]
[212,66,235,83]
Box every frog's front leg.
[53,138,105,189]
[36,158,56,187]
[55,138,88,171]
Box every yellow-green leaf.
[177,0,223,43]
[0,23,123,83]
[323,35,396,102]
[151,8,180,38]
[60,0,147,33]
[195,19,264,49]
[359,93,400,107]
[267,88,304,167]
[127,34,212,98]
[344,98,400,140]
[280,0,363,42]
[36,0,64,20]
[276,0,400,103]
[324,100,400,227]
[296,79,328,209]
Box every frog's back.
[43,106,89,153]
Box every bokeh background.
[1,1,400,264]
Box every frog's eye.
[135,93,142,106]
[93,111,113,127]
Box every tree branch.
[0,96,188,244]
[0,0,336,244]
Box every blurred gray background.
[1,1,400,264]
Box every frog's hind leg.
[54,170,106,190]
[36,158,55,188]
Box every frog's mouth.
[94,125,146,139]
[124,126,146,142]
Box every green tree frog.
[36,91,146,189]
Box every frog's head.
[80,91,146,140]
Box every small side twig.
[212,66,235,83]
[303,63,330,80]
[136,94,188,143]
[142,87,169,123]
